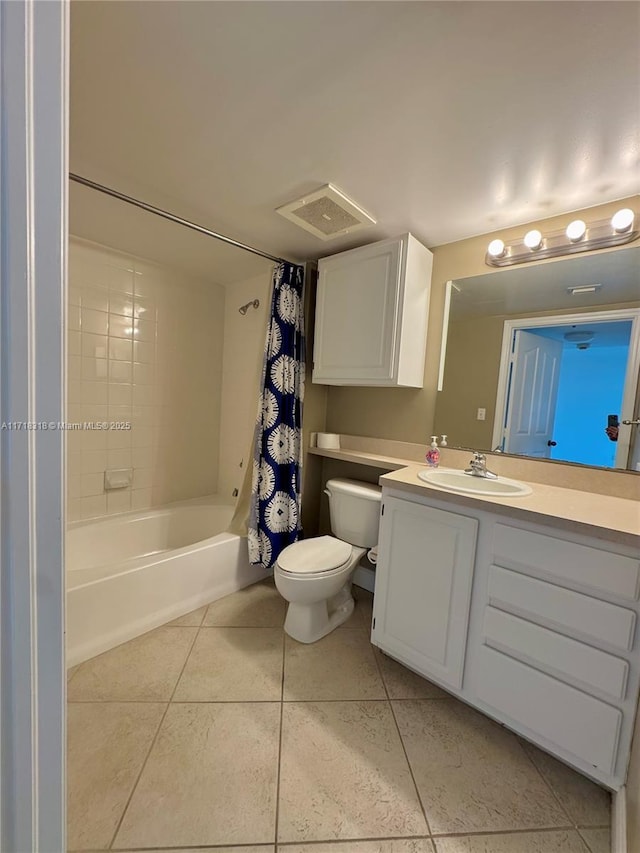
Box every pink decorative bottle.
[425,436,440,468]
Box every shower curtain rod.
[69,173,289,265]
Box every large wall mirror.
[434,246,640,472]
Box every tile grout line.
[577,825,609,853]
[515,738,583,830]
[105,619,203,850]
[273,624,287,852]
[370,642,435,841]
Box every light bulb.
[566,219,586,242]
[524,229,543,250]
[487,239,505,258]
[611,208,634,233]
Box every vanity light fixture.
[611,207,635,233]
[523,229,543,250]
[487,238,506,258]
[566,219,586,242]
[485,208,637,266]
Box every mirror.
[434,247,640,471]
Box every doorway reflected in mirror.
[435,247,640,472]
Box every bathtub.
[66,496,269,666]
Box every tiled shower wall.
[67,237,225,521]
[217,270,272,500]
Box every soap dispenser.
[425,436,440,468]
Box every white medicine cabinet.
[312,233,433,387]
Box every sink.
[417,467,532,497]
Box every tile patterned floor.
[67,580,611,853]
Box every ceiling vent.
[276,184,376,240]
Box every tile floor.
[67,580,612,853]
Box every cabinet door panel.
[373,497,477,689]
[313,241,401,383]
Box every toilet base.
[284,582,354,644]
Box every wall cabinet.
[312,233,432,387]
[372,486,640,790]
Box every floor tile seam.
[429,824,583,839]
[273,628,286,846]
[198,624,286,630]
[107,626,201,849]
[515,739,581,829]
[577,826,608,853]
[370,639,434,839]
[67,697,453,705]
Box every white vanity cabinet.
[371,496,478,689]
[312,233,432,387]
[372,484,640,790]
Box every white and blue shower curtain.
[248,262,305,568]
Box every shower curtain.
[248,262,305,568]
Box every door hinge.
[381,504,384,516]
[372,617,376,630]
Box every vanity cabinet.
[372,496,477,689]
[372,485,640,789]
[312,233,432,387]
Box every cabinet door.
[372,496,478,689]
[313,239,402,384]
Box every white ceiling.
[70,1,640,284]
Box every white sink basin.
[417,467,532,497]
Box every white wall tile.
[109,314,135,339]
[81,495,107,519]
[81,287,109,312]
[82,357,108,381]
[68,236,225,521]
[81,472,104,498]
[82,449,107,474]
[108,337,133,361]
[81,333,108,359]
[131,488,152,510]
[81,308,109,335]
[107,448,132,469]
[109,361,132,382]
[109,293,135,317]
[81,381,108,405]
[108,383,133,407]
[107,490,132,515]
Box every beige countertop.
[380,464,640,547]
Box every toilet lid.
[278,536,352,575]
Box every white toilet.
[274,478,382,643]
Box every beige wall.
[326,196,640,443]
[218,270,273,500]
[67,237,225,520]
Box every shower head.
[239,299,260,315]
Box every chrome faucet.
[465,451,498,479]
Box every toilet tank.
[325,478,382,547]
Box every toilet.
[274,478,382,643]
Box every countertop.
[380,464,640,547]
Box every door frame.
[0,1,68,850]
[492,308,640,469]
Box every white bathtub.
[66,496,268,666]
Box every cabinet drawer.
[475,646,622,775]
[488,565,636,651]
[484,607,629,701]
[493,524,640,600]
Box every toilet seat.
[277,535,352,576]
